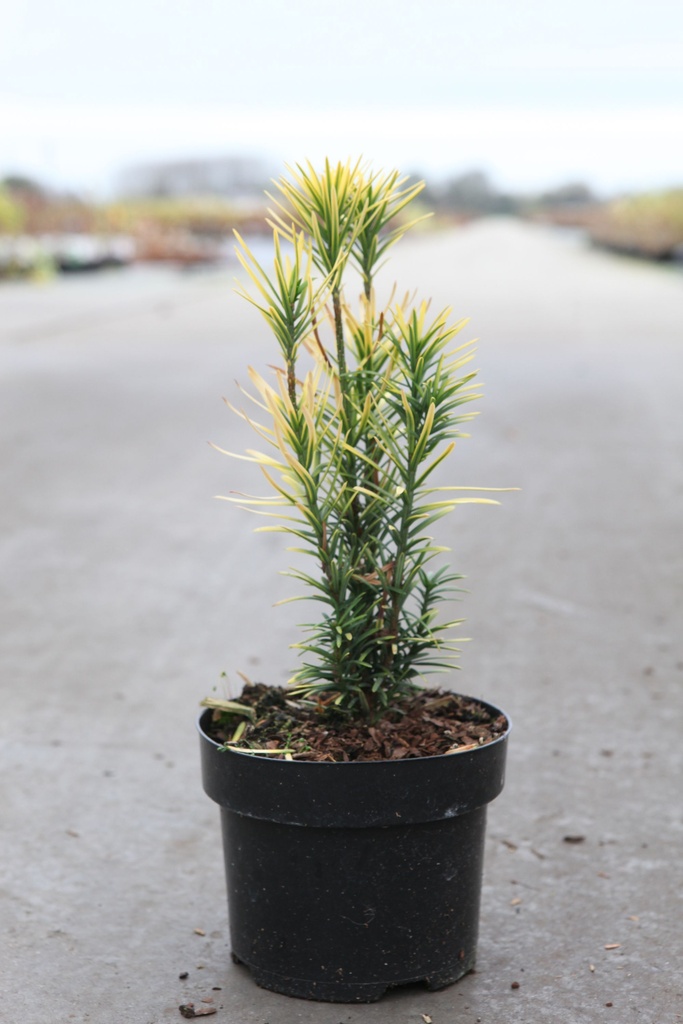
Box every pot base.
[232,952,476,1003]
[222,806,485,1003]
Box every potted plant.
[198,159,511,1003]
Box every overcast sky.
[1,0,682,196]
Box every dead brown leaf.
[179,1004,217,1018]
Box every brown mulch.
[204,684,508,762]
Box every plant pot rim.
[198,693,511,828]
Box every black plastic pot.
[198,697,510,1003]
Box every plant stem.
[363,267,372,302]
[332,287,347,390]
[286,360,297,409]
[387,464,416,670]
[331,284,363,544]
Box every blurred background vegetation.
[1,157,682,280]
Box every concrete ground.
[1,220,682,1023]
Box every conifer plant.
[210,159,502,745]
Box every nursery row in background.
[1,174,682,279]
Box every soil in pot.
[203,683,508,762]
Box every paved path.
[2,221,682,1022]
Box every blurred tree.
[418,170,518,216]
[1,174,48,199]
[0,188,25,233]
[538,182,597,206]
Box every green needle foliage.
[219,159,501,719]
